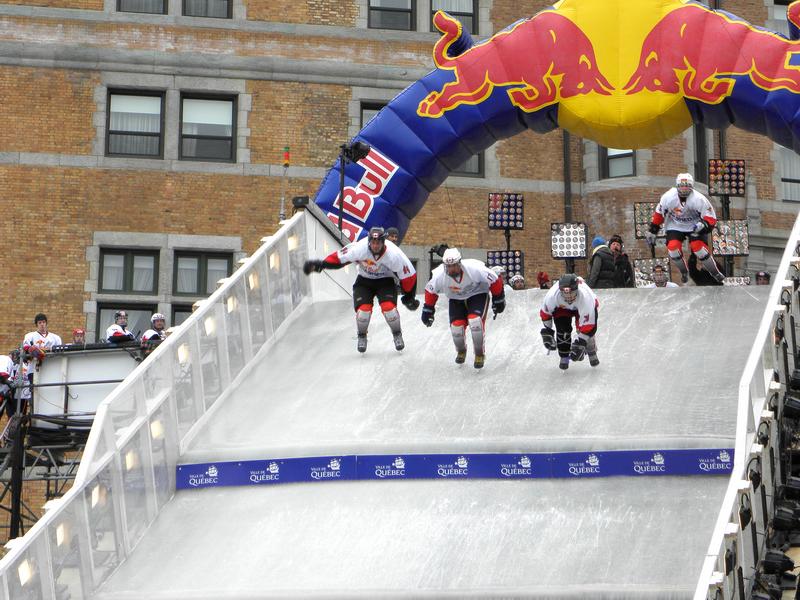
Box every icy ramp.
[94,285,767,599]
[184,286,768,461]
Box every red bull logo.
[625,3,800,103]
[417,10,613,117]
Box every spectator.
[645,264,679,288]
[608,234,635,288]
[0,351,14,417]
[755,271,771,285]
[587,236,616,289]
[386,227,400,244]
[142,313,167,343]
[70,328,86,346]
[23,313,63,364]
[688,252,725,286]
[106,310,137,343]
[510,274,526,290]
[536,271,551,289]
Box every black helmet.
[368,227,386,241]
[558,273,579,302]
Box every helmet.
[151,313,166,324]
[509,274,525,288]
[442,248,462,265]
[491,265,505,276]
[367,227,386,241]
[676,173,694,198]
[558,273,579,303]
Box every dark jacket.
[612,252,635,288]
[587,245,616,288]
[688,253,724,286]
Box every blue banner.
[176,448,734,490]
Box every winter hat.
[591,236,606,249]
[608,234,623,247]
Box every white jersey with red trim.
[336,238,415,281]
[23,330,63,351]
[106,324,136,342]
[540,278,598,332]
[425,259,499,301]
[654,188,717,233]
[0,355,12,379]
[142,329,165,343]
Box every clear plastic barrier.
[0,211,339,598]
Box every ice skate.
[455,350,466,364]
[588,352,599,367]
[357,334,367,353]
[393,331,404,351]
[473,354,485,369]
[559,355,570,370]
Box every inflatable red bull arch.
[314,0,800,241]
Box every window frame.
[368,0,416,31]
[96,302,157,341]
[172,251,234,297]
[117,0,167,14]
[179,93,237,162]
[171,304,195,327]
[182,0,232,18]
[599,147,636,179]
[430,0,478,34]
[99,249,160,295]
[106,90,166,159]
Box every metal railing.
[0,208,352,600]
[695,210,800,599]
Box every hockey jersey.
[106,324,136,343]
[22,330,63,352]
[425,259,502,302]
[327,238,416,292]
[142,329,165,343]
[539,277,598,334]
[652,188,717,233]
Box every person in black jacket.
[608,234,635,288]
[587,236,616,289]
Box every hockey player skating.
[645,173,725,284]
[303,227,419,353]
[421,248,505,369]
[539,274,599,370]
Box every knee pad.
[668,248,683,260]
[379,301,396,312]
[357,304,373,313]
[666,239,683,253]
[450,323,467,351]
[691,240,709,257]
[468,316,485,355]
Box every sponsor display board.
[177,448,734,489]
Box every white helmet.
[442,248,462,265]
[491,265,505,276]
[151,313,166,324]
[676,173,694,198]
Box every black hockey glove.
[401,292,420,311]
[303,259,324,275]
[540,327,556,352]
[491,293,506,317]
[690,220,710,238]
[421,304,435,327]
[644,223,659,246]
[569,337,587,362]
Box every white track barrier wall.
[695,210,800,599]
[0,208,350,600]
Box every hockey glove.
[690,220,710,237]
[401,292,420,311]
[540,327,557,352]
[303,259,324,275]
[644,224,659,246]
[569,338,587,362]
[421,305,435,327]
[491,294,506,317]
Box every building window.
[431,0,477,34]
[180,96,236,161]
[172,305,194,327]
[117,0,166,14]
[600,147,635,178]
[174,252,233,296]
[183,0,231,18]
[369,0,415,30]
[107,92,164,158]
[360,102,482,177]
[779,145,800,202]
[100,250,159,294]
[97,304,156,340]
